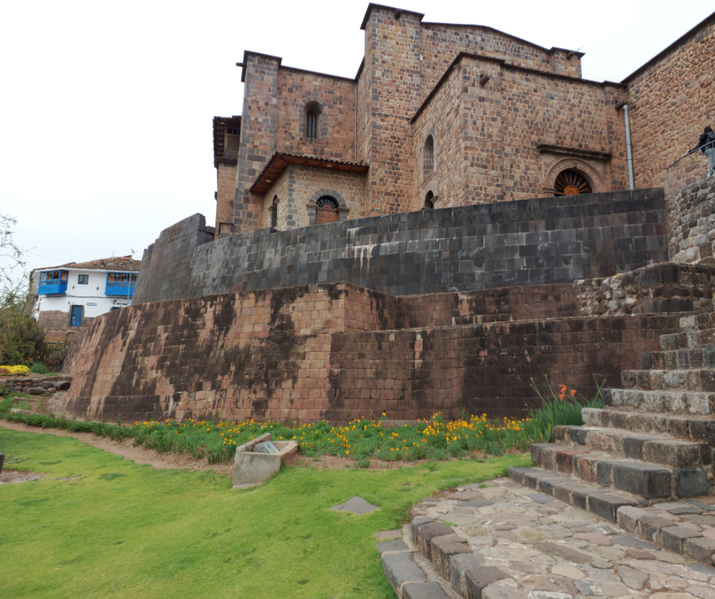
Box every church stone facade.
[212,4,713,236]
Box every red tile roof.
[40,256,141,272]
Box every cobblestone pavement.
[380,477,715,599]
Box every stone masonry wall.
[38,310,95,342]
[275,69,356,161]
[133,188,668,305]
[574,262,715,318]
[624,16,714,191]
[215,162,237,232]
[63,279,682,423]
[413,54,628,206]
[419,23,581,96]
[233,53,280,234]
[262,165,366,230]
[362,7,422,216]
[668,176,715,263]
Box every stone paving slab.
[380,477,715,599]
[330,495,379,514]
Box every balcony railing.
[666,139,714,196]
[105,282,136,296]
[38,281,68,295]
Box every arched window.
[423,191,434,210]
[423,135,434,178]
[315,196,339,224]
[554,169,593,195]
[305,103,322,139]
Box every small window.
[423,135,434,178]
[424,191,434,210]
[315,196,339,225]
[270,196,278,229]
[78,274,89,285]
[40,272,47,282]
[307,110,318,139]
[305,102,322,140]
[554,170,593,195]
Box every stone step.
[604,387,715,415]
[508,465,715,565]
[582,407,715,445]
[508,466,643,522]
[621,368,715,392]
[530,443,711,499]
[661,327,715,350]
[551,424,713,468]
[642,345,715,370]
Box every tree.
[0,214,45,365]
[1,213,25,293]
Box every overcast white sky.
[0,0,712,281]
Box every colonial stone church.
[212,3,713,236]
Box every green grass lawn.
[0,426,529,599]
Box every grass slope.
[1,427,529,599]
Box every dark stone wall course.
[134,189,668,304]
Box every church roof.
[250,153,368,196]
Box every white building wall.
[34,268,134,320]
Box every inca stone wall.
[62,280,681,423]
[328,312,681,421]
[667,176,715,264]
[133,188,668,305]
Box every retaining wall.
[668,176,715,264]
[63,281,680,423]
[134,188,668,304]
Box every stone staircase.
[509,304,715,565]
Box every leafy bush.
[0,291,46,365]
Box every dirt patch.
[0,470,45,484]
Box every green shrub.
[29,362,47,374]
[0,291,46,365]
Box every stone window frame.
[306,189,349,225]
[300,100,328,140]
[543,158,604,196]
[423,131,435,181]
